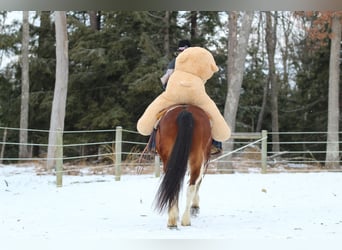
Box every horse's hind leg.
[181,184,197,226]
[181,162,203,226]
[191,178,202,216]
[167,201,179,228]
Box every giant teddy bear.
[137,47,231,142]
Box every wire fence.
[215,131,342,174]
[0,126,153,179]
[1,126,341,181]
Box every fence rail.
[1,126,342,187]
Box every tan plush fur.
[137,47,231,141]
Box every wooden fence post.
[56,129,63,187]
[261,130,268,174]
[115,126,122,181]
[0,128,7,164]
[154,154,160,177]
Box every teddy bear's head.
[174,47,219,82]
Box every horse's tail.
[155,109,194,213]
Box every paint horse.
[154,104,212,228]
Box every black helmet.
[177,40,191,51]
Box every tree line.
[0,11,341,167]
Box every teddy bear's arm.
[137,93,176,136]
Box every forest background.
[0,11,341,166]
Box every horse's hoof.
[181,221,191,227]
[191,207,200,217]
[167,225,178,230]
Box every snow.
[1,165,342,249]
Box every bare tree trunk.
[190,11,198,40]
[256,11,268,132]
[88,11,101,31]
[47,11,69,170]
[279,12,292,86]
[223,11,253,171]
[163,11,170,57]
[256,78,269,132]
[224,11,253,135]
[266,11,280,153]
[19,11,30,159]
[224,11,238,134]
[325,13,341,168]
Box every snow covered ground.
[1,165,342,249]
